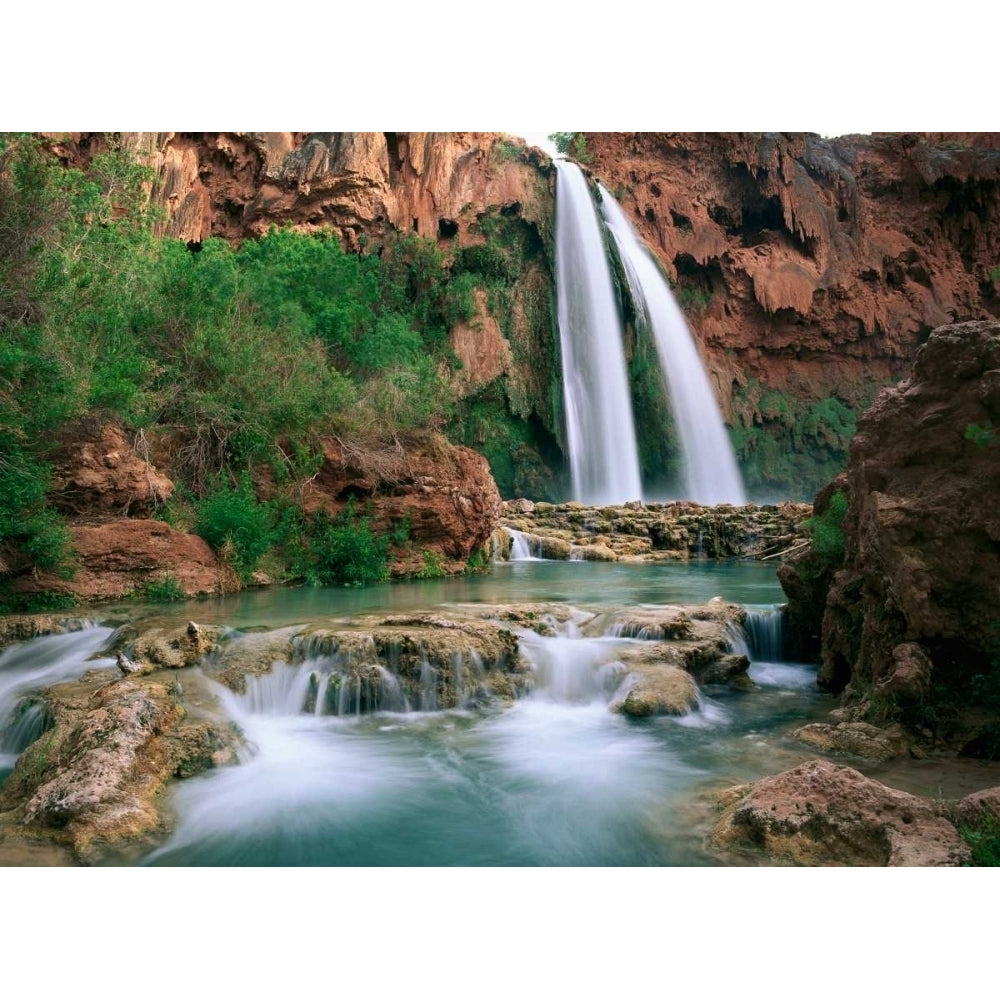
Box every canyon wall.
[53,132,565,500]
[584,132,1000,496]
[781,319,1000,756]
[52,132,1000,500]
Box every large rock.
[714,759,971,866]
[48,421,174,516]
[788,321,1000,748]
[15,520,222,601]
[0,668,241,859]
[290,432,503,576]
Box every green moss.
[960,814,1000,866]
[803,489,848,562]
[728,379,877,499]
[965,421,997,447]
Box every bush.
[302,501,390,587]
[142,574,187,603]
[194,474,272,579]
[456,242,518,284]
[805,489,848,562]
[960,815,1000,866]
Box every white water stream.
[598,185,746,505]
[554,160,643,505]
[0,626,115,771]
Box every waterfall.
[725,608,785,663]
[554,160,643,504]
[743,607,785,662]
[505,527,543,561]
[598,185,747,505]
[0,626,115,772]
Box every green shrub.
[302,501,390,587]
[456,242,518,284]
[960,815,1000,866]
[547,133,591,163]
[142,574,186,603]
[194,474,272,578]
[0,589,78,614]
[415,549,445,580]
[965,421,997,447]
[493,138,522,163]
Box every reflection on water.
[112,559,787,631]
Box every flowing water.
[0,564,846,865]
[554,160,643,504]
[118,561,830,866]
[0,625,116,779]
[598,185,747,505]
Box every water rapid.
[0,626,115,775]
[598,185,747,505]
[554,160,643,504]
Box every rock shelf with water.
[498,499,810,562]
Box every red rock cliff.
[583,132,1000,417]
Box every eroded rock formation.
[266,431,504,577]
[585,132,1000,494]
[782,320,1000,753]
[499,498,810,561]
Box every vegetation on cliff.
[0,134,500,598]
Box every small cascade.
[505,527,543,561]
[598,184,746,505]
[516,613,630,705]
[0,626,115,768]
[418,656,438,711]
[744,607,785,663]
[554,160,643,504]
[726,606,814,689]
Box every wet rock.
[608,607,694,640]
[0,665,243,859]
[612,664,699,717]
[794,721,910,762]
[0,616,91,652]
[714,759,971,866]
[131,622,224,672]
[501,501,809,562]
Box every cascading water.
[727,606,814,690]
[554,160,643,505]
[0,626,115,773]
[744,607,785,663]
[505,527,543,561]
[598,185,747,505]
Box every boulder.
[48,421,173,517]
[714,759,971,866]
[14,520,222,601]
[793,721,909,762]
